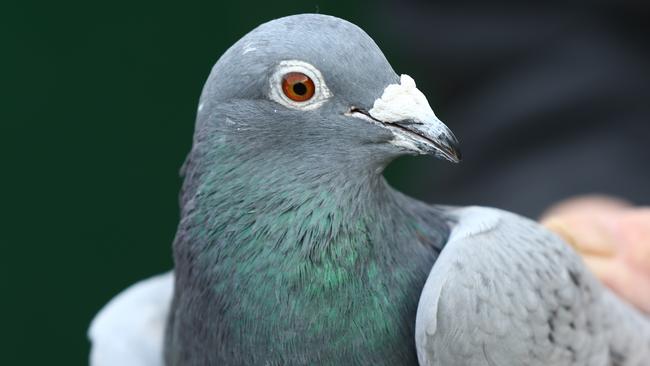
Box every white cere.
[368,74,439,124]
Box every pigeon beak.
[346,74,461,163]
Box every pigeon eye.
[269,60,331,110]
[281,72,315,102]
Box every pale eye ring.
[268,60,332,110]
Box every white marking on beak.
[369,74,439,124]
[367,74,457,155]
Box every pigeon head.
[196,14,461,174]
[167,15,459,365]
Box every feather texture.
[89,273,172,366]
[416,207,650,365]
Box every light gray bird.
[89,14,650,366]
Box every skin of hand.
[540,195,650,314]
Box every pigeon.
[89,14,650,366]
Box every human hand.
[540,195,650,314]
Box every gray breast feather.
[416,206,650,366]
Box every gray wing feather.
[88,272,173,366]
[416,206,650,366]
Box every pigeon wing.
[88,272,173,366]
[415,206,650,366]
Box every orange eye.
[281,72,315,102]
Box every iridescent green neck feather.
[165,131,449,365]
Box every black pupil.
[293,82,307,96]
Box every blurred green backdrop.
[2,1,435,363]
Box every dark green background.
[3,1,434,363]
